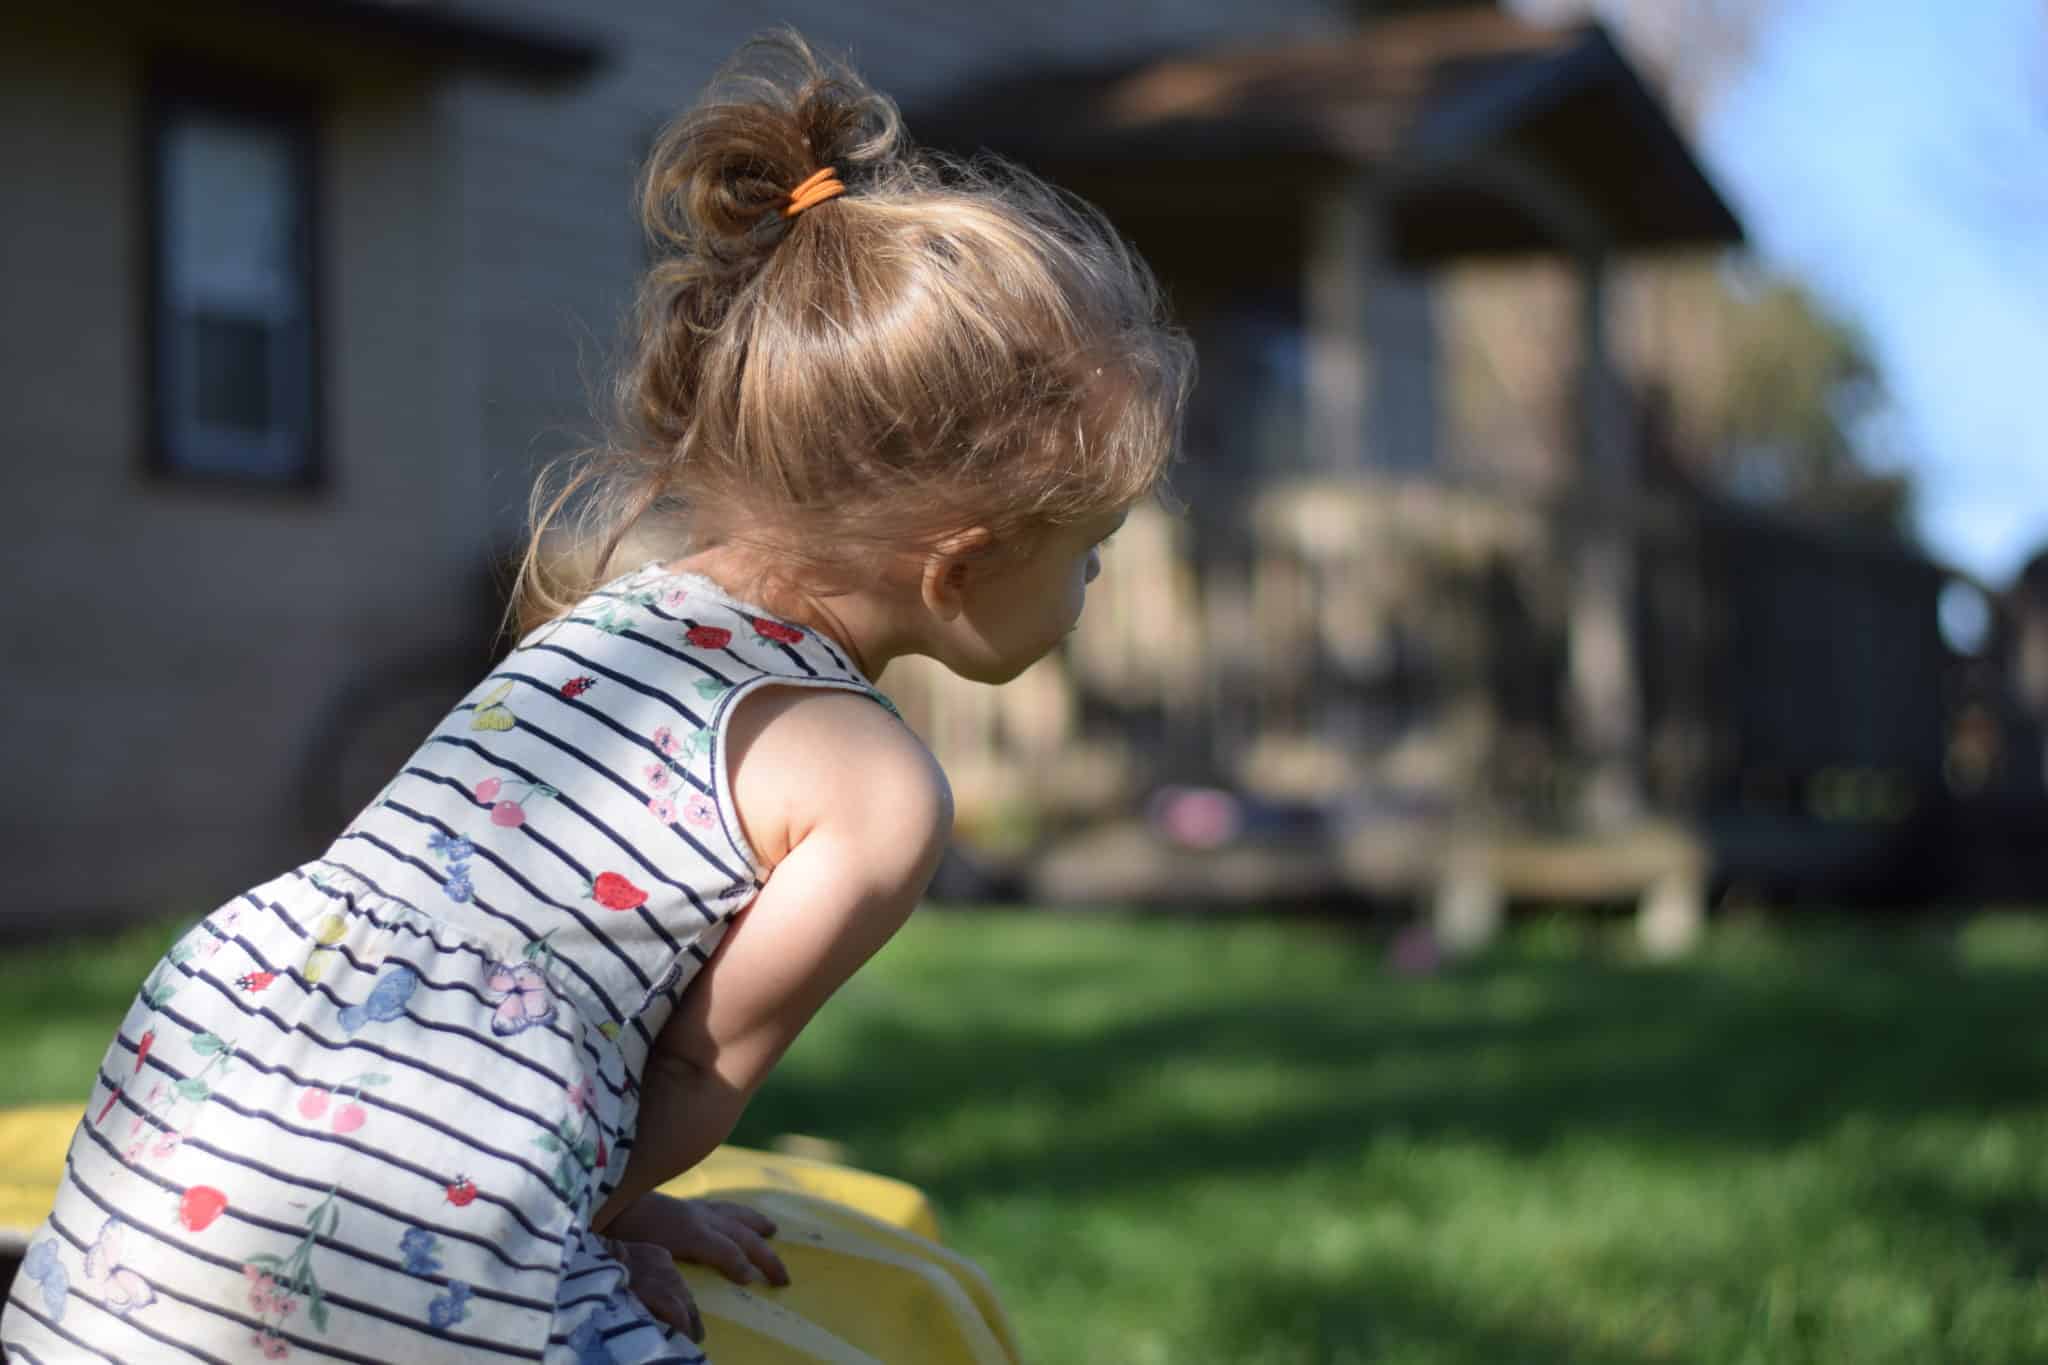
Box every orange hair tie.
[783,166,845,218]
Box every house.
[9,2,1997,938]
[0,0,1335,929]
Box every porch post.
[1570,250,1644,828]
[1303,175,1377,471]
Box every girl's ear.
[919,527,995,622]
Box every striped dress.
[2,563,899,1365]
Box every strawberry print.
[752,617,804,645]
[587,873,648,912]
[444,1175,477,1207]
[559,675,597,699]
[685,625,732,650]
[177,1185,228,1233]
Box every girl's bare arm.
[591,690,952,1232]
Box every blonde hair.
[508,30,1193,634]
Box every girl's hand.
[606,1190,790,1293]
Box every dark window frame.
[141,57,325,492]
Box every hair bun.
[640,30,906,267]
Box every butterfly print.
[19,1236,68,1321]
[484,960,556,1036]
[82,1216,156,1316]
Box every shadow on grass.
[735,922,2048,1361]
[745,946,2048,1204]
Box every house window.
[146,70,319,486]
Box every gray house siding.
[4,1,1337,924]
[2,12,476,922]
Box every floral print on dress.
[427,1281,472,1331]
[123,1030,235,1164]
[245,1184,340,1343]
[1,562,894,1361]
[643,724,712,828]
[427,832,476,904]
[681,794,716,831]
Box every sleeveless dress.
[1,562,898,1365]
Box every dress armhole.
[706,676,903,890]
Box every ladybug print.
[236,971,277,993]
[445,1175,477,1207]
[587,873,648,912]
[560,675,597,700]
[684,625,732,650]
[752,618,804,645]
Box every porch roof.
[908,7,1742,263]
[236,0,605,82]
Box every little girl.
[2,29,1188,1365]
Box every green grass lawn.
[8,907,2048,1363]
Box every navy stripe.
[371,805,666,990]
[505,652,711,741]
[331,830,636,1032]
[640,591,820,680]
[55,1175,545,1362]
[348,820,658,1058]
[166,947,584,1110]
[551,1312,702,1362]
[543,619,734,695]
[258,896,576,1031]
[112,1027,575,1237]
[424,721,741,911]
[0,1290,125,1364]
[70,1117,553,1315]
[597,1316,686,1348]
[215,916,581,1064]
[397,766,700,951]
[797,626,860,680]
[479,667,712,794]
[4,1341,51,1364]
[140,999,597,1194]
[281,867,630,1101]
[95,1073,559,1278]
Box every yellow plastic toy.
[0,1106,1021,1364]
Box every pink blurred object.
[1389,924,1442,976]
[1147,786,1244,849]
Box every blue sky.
[1700,0,2048,583]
